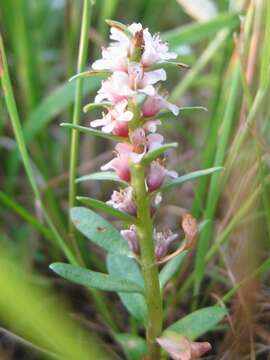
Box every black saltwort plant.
[51,20,225,360]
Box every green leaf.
[107,254,148,322]
[23,77,103,144]
[50,263,144,294]
[162,12,240,48]
[60,123,125,142]
[166,306,227,340]
[71,207,132,257]
[149,61,190,71]
[114,334,147,360]
[161,167,224,192]
[105,19,133,38]
[83,101,112,113]
[156,106,207,122]
[179,106,208,113]
[76,196,136,223]
[141,143,178,165]
[69,70,111,82]
[159,251,188,289]
[76,171,128,186]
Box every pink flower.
[127,62,166,95]
[90,100,133,137]
[147,159,178,192]
[92,45,128,73]
[96,22,177,70]
[142,94,179,117]
[101,129,164,178]
[95,71,135,103]
[122,225,178,258]
[154,229,178,259]
[101,143,132,181]
[142,30,177,66]
[130,128,164,151]
[107,186,136,215]
[95,66,166,104]
[121,225,140,254]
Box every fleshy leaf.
[107,254,148,323]
[179,106,208,113]
[76,196,136,223]
[149,61,190,71]
[60,123,125,142]
[76,171,128,186]
[159,251,188,288]
[71,207,133,257]
[69,69,111,82]
[160,167,224,192]
[83,101,112,113]
[141,143,178,165]
[105,19,133,38]
[50,263,144,293]
[114,334,147,360]
[166,306,227,340]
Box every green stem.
[131,163,162,360]
[69,0,91,234]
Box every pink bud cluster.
[90,22,180,258]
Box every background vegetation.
[0,0,270,359]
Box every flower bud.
[121,225,140,254]
[130,29,144,62]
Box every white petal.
[90,118,108,128]
[128,23,143,34]
[101,160,114,171]
[166,101,180,116]
[130,150,146,164]
[143,120,161,133]
[118,111,133,122]
[166,170,178,178]
[139,85,156,96]
[92,59,110,70]
[115,99,128,113]
[102,122,115,133]
[95,93,107,103]
[110,28,129,46]
[143,69,166,86]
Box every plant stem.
[69,0,91,235]
[131,163,163,360]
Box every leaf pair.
[50,208,146,310]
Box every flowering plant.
[51,20,226,360]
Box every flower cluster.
[90,22,180,258]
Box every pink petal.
[146,133,164,151]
